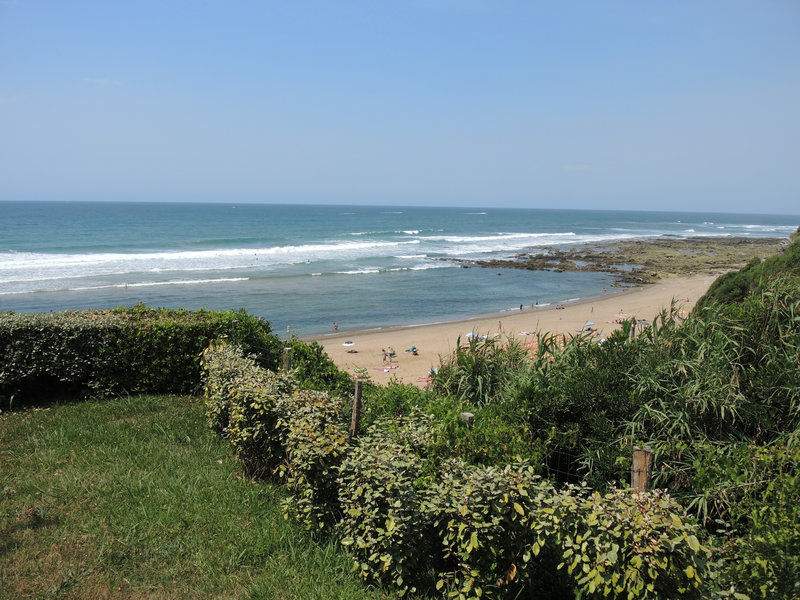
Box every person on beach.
[382,348,388,363]
[333,322,338,332]
[520,304,523,311]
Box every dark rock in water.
[446,237,787,286]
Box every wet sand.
[310,275,716,387]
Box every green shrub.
[223,362,294,479]
[693,440,800,599]
[338,410,437,595]
[0,307,281,401]
[359,381,432,430]
[360,380,541,471]
[502,327,644,487]
[201,340,261,435]
[551,486,714,599]
[423,459,566,599]
[628,281,800,504]
[286,338,357,396]
[277,389,351,533]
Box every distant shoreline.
[311,235,794,386]
[314,274,716,387]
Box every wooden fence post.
[282,347,291,371]
[632,445,654,492]
[350,379,363,438]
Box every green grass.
[0,395,388,599]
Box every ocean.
[1,202,797,337]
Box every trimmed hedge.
[0,306,281,401]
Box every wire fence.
[543,446,664,491]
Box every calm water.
[1,202,797,337]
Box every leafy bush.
[223,360,294,479]
[338,410,437,595]
[628,281,800,496]
[0,307,281,401]
[423,459,566,599]
[551,486,714,599]
[201,340,261,435]
[692,440,800,599]
[277,389,351,533]
[362,382,540,468]
[287,338,357,396]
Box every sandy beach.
[310,275,716,387]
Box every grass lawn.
[0,394,388,599]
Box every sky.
[1,1,799,213]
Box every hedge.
[202,343,718,599]
[0,306,281,402]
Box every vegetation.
[0,394,385,599]
[4,235,799,598]
[202,341,718,599]
[0,306,281,403]
[696,226,800,308]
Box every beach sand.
[310,275,716,387]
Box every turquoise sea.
[1,202,797,337]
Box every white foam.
[336,268,381,275]
[0,277,250,295]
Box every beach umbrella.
[465,332,476,338]
[584,321,596,327]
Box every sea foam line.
[0,240,422,271]
[0,277,251,295]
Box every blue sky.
[1,1,799,213]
